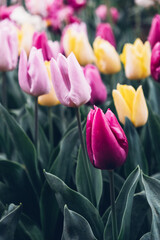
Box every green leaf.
[141,173,160,239]
[103,166,141,240]
[0,203,22,240]
[44,171,104,240]
[62,205,97,240]
[0,104,41,196]
[124,118,148,176]
[76,127,103,207]
[0,160,40,223]
[130,192,149,240]
[139,232,151,240]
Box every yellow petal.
[117,84,136,111]
[93,37,121,74]
[112,89,132,125]
[132,85,148,127]
[141,41,151,78]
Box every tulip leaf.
[124,118,148,176]
[103,166,140,240]
[0,104,41,197]
[147,106,160,172]
[61,205,97,240]
[0,159,40,223]
[44,171,104,240]
[76,127,103,207]
[139,232,151,240]
[141,173,160,239]
[0,203,22,240]
[130,192,149,240]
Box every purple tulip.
[96,23,116,48]
[18,47,51,96]
[151,42,160,82]
[148,14,160,49]
[67,0,87,10]
[86,106,128,170]
[83,64,107,105]
[0,19,18,71]
[50,52,91,107]
[32,32,60,61]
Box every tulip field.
[1,0,160,239]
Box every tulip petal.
[28,47,50,96]
[51,55,71,106]
[132,86,148,127]
[68,52,91,106]
[91,107,127,169]
[117,84,136,111]
[18,49,31,94]
[86,108,95,165]
[112,89,132,125]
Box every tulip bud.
[61,22,95,66]
[38,61,60,106]
[120,38,151,80]
[32,32,60,61]
[67,0,86,10]
[50,52,91,107]
[112,84,148,127]
[83,64,107,105]
[95,4,120,23]
[0,19,18,71]
[86,106,128,170]
[148,14,160,49]
[18,47,51,97]
[93,36,121,74]
[96,23,116,48]
[151,42,160,82]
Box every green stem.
[109,170,118,240]
[75,107,95,204]
[34,97,38,152]
[48,107,54,151]
[106,0,113,26]
[2,72,7,108]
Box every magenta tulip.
[86,106,128,170]
[148,14,160,49]
[151,42,160,82]
[18,47,51,96]
[67,0,86,10]
[0,19,18,71]
[50,52,91,107]
[83,64,107,105]
[32,32,60,61]
[96,23,116,48]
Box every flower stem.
[108,170,118,240]
[2,72,7,108]
[75,107,95,204]
[34,96,38,152]
[48,107,54,152]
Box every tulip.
[0,5,18,20]
[112,84,148,127]
[150,42,160,82]
[38,61,60,106]
[17,23,35,56]
[148,14,160,49]
[18,47,51,97]
[86,106,128,170]
[120,38,151,80]
[62,22,95,66]
[0,19,18,71]
[96,23,116,48]
[25,0,52,17]
[50,52,91,107]
[67,0,86,10]
[95,4,119,23]
[83,64,107,105]
[93,37,121,74]
[135,0,155,8]
[32,32,60,61]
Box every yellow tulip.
[63,27,95,66]
[120,38,151,80]
[93,37,121,74]
[17,23,35,56]
[112,84,148,127]
[38,61,60,107]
